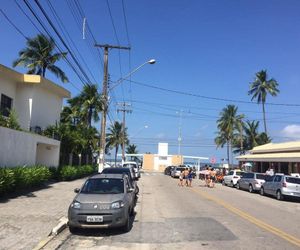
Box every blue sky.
[1,0,300,163]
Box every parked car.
[171,166,186,178]
[123,161,140,179]
[260,174,300,200]
[68,173,135,233]
[237,172,266,193]
[101,167,139,196]
[223,169,245,187]
[164,166,175,175]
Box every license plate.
[86,216,103,222]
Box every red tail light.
[282,182,287,187]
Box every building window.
[159,156,167,161]
[0,94,13,117]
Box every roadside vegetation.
[0,165,96,196]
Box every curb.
[32,217,68,250]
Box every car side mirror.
[74,188,80,193]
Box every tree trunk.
[69,153,73,166]
[115,146,118,166]
[227,141,230,168]
[262,102,267,135]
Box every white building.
[0,64,70,167]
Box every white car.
[123,161,140,179]
[223,170,245,187]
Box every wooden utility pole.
[95,44,130,172]
[117,102,132,164]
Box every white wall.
[30,85,62,129]
[0,126,60,167]
[15,84,33,130]
[0,73,17,111]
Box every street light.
[129,125,149,138]
[98,59,155,172]
[109,59,156,91]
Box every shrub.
[58,165,96,181]
[0,168,15,195]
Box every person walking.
[183,168,189,186]
[188,168,193,187]
[210,168,216,188]
[178,170,184,187]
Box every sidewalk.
[0,178,87,250]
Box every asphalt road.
[44,172,300,250]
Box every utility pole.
[117,102,132,164]
[95,44,130,172]
[177,109,183,155]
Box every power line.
[127,79,300,107]
[0,8,28,39]
[33,0,93,84]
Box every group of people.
[178,168,194,187]
[203,166,216,188]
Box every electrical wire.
[126,79,300,107]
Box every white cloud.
[281,125,300,140]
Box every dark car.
[102,167,139,196]
[164,166,175,175]
[68,173,135,233]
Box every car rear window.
[236,171,244,176]
[286,177,300,184]
[123,163,137,168]
[177,167,185,171]
[256,174,266,180]
[102,168,134,181]
[81,178,124,194]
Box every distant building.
[0,64,70,167]
[236,141,300,175]
[142,142,208,172]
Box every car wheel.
[260,187,264,196]
[122,214,131,233]
[236,182,240,189]
[135,186,139,195]
[230,181,235,187]
[276,190,283,200]
[69,226,78,234]
[249,184,253,193]
[130,206,135,216]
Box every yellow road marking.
[192,188,300,248]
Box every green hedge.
[0,166,51,195]
[0,165,96,196]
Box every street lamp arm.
[109,59,155,91]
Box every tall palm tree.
[215,105,244,166]
[248,70,279,134]
[106,121,128,165]
[13,34,68,82]
[68,84,103,128]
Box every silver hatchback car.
[237,172,266,193]
[68,173,135,233]
[260,174,300,200]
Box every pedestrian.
[210,168,216,188]
[205,166,210,187]
[188,168,193,187]
[183,168,189,186]
[178,170,184,187]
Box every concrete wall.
[0,126,60,167]
[143,154,154,171]
[172,155,183,165]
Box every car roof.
[102,167,132,173]
[90,173,125,179]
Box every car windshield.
[286,177,300,184]
[81,178,124,194]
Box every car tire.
[236,182,240,189]
[69,226,78,234]
[230,181,235,187]
[135,186,139,195]
[260,187,264,196]
[276,190,283,200]
[249,184,253,193]
[122,214,131,233]
[130,206,134,216]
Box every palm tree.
[68,84,103,128]
[106,121,129,165]
[13,34,68,82]
[126,144,138,161]
[215,105,244,166]
[248,70,279,134]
